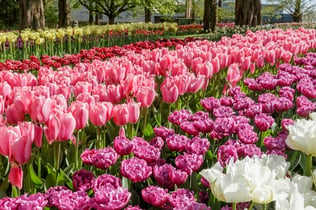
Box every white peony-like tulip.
[200,154,289,204]
[286,119,316,156]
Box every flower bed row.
[2,51,316,209]
[0,27,315,208]
[0,37,201,71]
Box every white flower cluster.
[200,154,316,209]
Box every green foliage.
[45,0,59,28]
[217,2,235,23]
[0,0,19,29]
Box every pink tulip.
[44,112,76,144]
[73,81,92,97]
[89,102,113,126]
[127,101,140,124]
[197,61,213,79]
[136,86,156,108]
[0,81,12,100]
[8,165,23,190]
[69,101,89,130]
[6,104,25,124]
[10,135,32,165]
[113,104,129,126]
[226,64,242,88]
[101,84,123,104]
[160,78,179,104]
[30,96,55,124]
[0,127,17,157]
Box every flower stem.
[248,201,254,210]
[75,130,80,170]
[232,203,237,210]
[54,142,62,185]
[142,107,148,137]
[305,154,313,177]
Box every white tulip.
[286,119,316,156]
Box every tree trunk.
[20,0,45,30]
[58,0,71,27]
[203,0,211,32]
[89,1,93,24]
[185,0,192,18]
[144,0,151,23]
[293,0,302,22]
[95,13,100,25]
[108,15,115,24]
[210,0,217,32]
[235,0,261,27]
[218,0,222,7]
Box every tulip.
[8,165,23,190]
[136,86,156,108]
[112,104,129,126]
[120,157,152,183]
[89,102,113,126]
[160,77,179,104]
[69,101,89,130]
[141,186,169,207]
[127,101,140,124]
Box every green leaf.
[143,123,153,137]
[28,164,43,185]
[44,173,56,190]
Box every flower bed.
[0,28,316,209]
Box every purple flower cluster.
[80,147,118,169]
[121,157,152,183]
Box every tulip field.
[1,24,316,209]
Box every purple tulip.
[220,96,234,106]
[186,136,210,155]
[141,186,169,207]
[168,110,192,125]
[180,121,200,136]
[153,126,175,140]
[192,118,214,133]
[189,111,209,121]
[254,113,274,131]
[233,97,254,111]
[281,118,294,131]
[212,106,235,118]
[168,189,196,208]
[200,96,220,112]
[170,169,188,186]
[72,169,95,192]
[166,134,189,152]
[217,144,238,167]
[175,153,204,175]
[264,136,286,151]
[125,205,143,210]
[150,136,165,150]
[133,143,161,163]
[279,86,295,101]
[238,128,258,144]
[277,70,297,86]
[121,157,152,183]
[245,103,262,118]
[0,193,47,210]
[214,117,236,137]
[244,78,263,91]
[93,174,122,192]
[153,163,175,190]
[274,97,293,112]
[113,135,133,156]
[80,147,118,170]
[94,187,131,210]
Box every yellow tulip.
[35,38,45,45]
[56,29,65,39]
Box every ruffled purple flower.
[45,187,92,210]
[175,153,204,175]
[200,96,221,112]
[189,111,209,121]
[153,126,175,140]
[80,147,118,169]
[125,205,143,210]
[277,70,297,86]
[274,97,293,112]
[153,163,188,189]
[254,113,274,131]
[168,189,196,208]
[245,103,262,118]
[297,78,316,98]
[233,97,254,111]
[133,143,161,163]
[296,96,315,117]
[180,121,200,136]
[72,169,95,192]
[257,72,278,90]
[0,193,47,210]
[93,174,122,192]
[258,93,278,104]
[220,96,234,106]
[266,149,287,159]
[217,144,238,167]
[227,87,243,96]
[166,134,189,152]
[244,78,263,91]
[214,117,236,137]
[212,106,235,118]
[113,135,133,155]
[198,191,209,204]
[236,143,262,158]
[183,202,211,210]
[281,118,294,131]
[94,187,131,210]
[186,136,210,155]
[264,135,286,151]
[141,186,169,207]
[279,86,295,101]
[192,118,214,133]
[238,128,258,144]
[168,110,192,125]
[150,136,165,150]
[121,157,152,183]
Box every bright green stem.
[11,186,20,197]
[248,201,254,210]
[103,126,106,148]
[305,154,313,177]
[75,130,80,170]
[127,123,134,139]
[54,142,62,185]
[232,203,237,210]
[37,156,41,179]
[167,103,172,128]
[96,126,101,149]
[142,107,148,136]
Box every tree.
[0,0,19,28]
[276,0,316,22]
[58,0,71,27]
[139,0,177,23]
[19,0,45,30]
[235,0,261,27]
[78,0,138,24]
[210,0,216,31]
[203,0,216,32]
